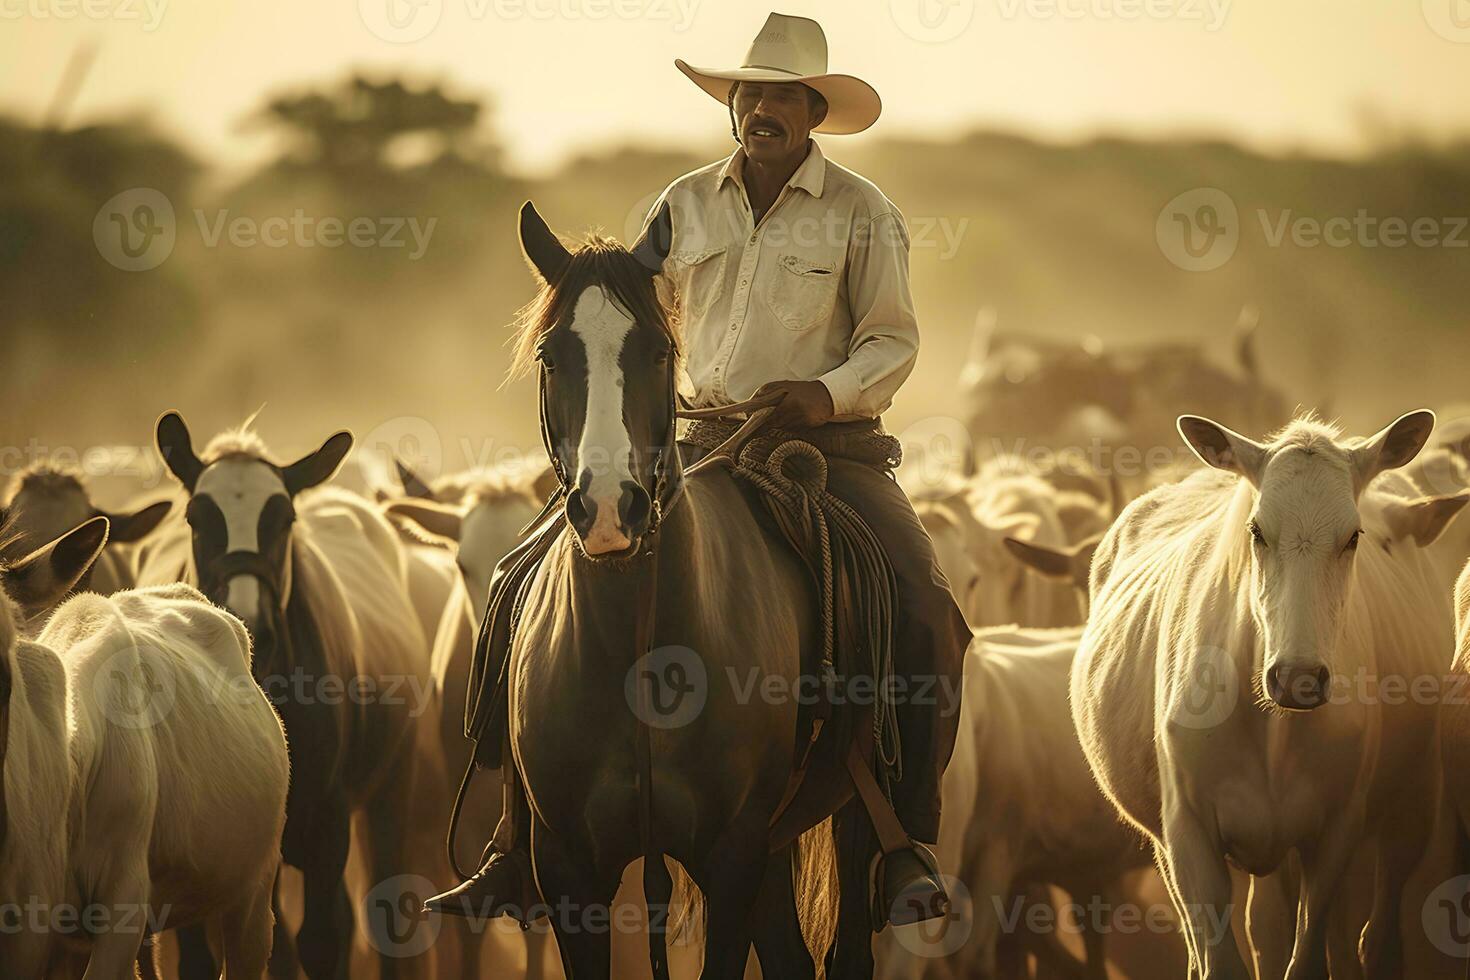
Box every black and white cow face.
[157,411,351,666]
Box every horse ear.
[98,500,172,544]
[384,499,463,544]
[519,201,571,285]
[283,431,353,496]
[157,411,203,491]
[1353,410,1436,486]
[630,199,673,274]
[3,516,109,617]
[395,458,436,500]
[1178,415,1266,484]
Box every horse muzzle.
[1265,660,1331,711]
[567,480,653,556]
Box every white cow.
[0,518,289,978]
[880,626,1171,980]
[915,467,1080,629]
[1073,411,1458,979]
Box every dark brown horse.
[502,201,880,978]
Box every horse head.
[156,411,351,670]
[514,199,675,558]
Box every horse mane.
[507,232,681,381]
[202,425,272,464]
[4,459,87,503]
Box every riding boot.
[423,770,544,923]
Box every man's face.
[732,82,825,164]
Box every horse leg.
[531,818,615,979]
[296,808,353,980]
[79,871,149,980]
[691,823,770,980]
[1285,809,1364,980]
[749,845,816,980]
[824,799,877,980]
[1157,795,1250,980]
[364,762,437,980]
[268,873,302,980]
[220,871,277,980]
[175,922,217,979]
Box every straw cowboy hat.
[675,12,882,135]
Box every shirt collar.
[718,139,827,199]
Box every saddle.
[463,403,910,855]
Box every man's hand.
[753,380,835,429]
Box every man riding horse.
[426,11,968,932]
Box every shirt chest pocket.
[668,246,728,325]
[765,252,841,332]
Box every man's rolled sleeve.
[824,209,920,420]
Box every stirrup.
[423,847,545,926]
[868,840,950,931]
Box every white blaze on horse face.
[1251,447,1361,686]
[196,458,290,624]
[570,285,637,555]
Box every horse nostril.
[620,483,652,534]
[566,489,594,533]
[1313,666,1330,695]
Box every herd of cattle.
[6,319,1470,979]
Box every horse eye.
[1249,522,1265,546]
[536,349,555,371]
[1346,529,1361,552]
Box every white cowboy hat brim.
[675,58,881,136]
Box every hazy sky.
[5,0,1470,173]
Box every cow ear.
[1381,492,1470,547]
[629,199,673,274]
[283,432,353,496]
[157,411,204,491]
[1178,415,1266,484]
[395,458,436,500]
[3,516,109,618]
[384,500,464,544]
[98,500,172,543]
[1354,411,1436,487]
[519,201,571,285]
